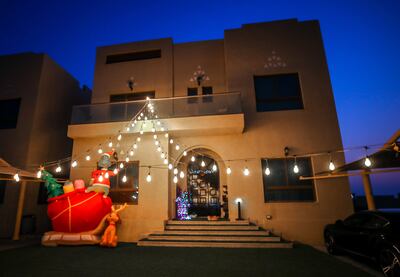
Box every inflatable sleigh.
[42,188,112,246]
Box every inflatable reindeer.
[100,203,127,247]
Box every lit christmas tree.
[40,169,64,199]
[176,191,191,220]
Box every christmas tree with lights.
[40,169,63,199]
[176,191,191,220]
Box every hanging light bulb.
[161,152,165,159]
[161,127,165,132]
[126,127,130,132]
[191,156,196,162]
[131,122,135,127]
[169,139,174,144]
[165,133,169,138]
[98,175,104,182]
[129,150,134,156]
[85,155,91,161]
[98,148,103,154]
[179,171,185,179]
[140,130,144,135]
[153,134,158,139]
[157,146,162,152]
[155,140,159,146]
[113,168,118,175]
[37,170,42,179]
[119,163,124,169]
[157,121,161,126]
[183,151,187,156]
[243,167,250,176]
[14,173,20,182]
[108,141,113,148]
[329,161,335,171]
[364,156,372,167]
[133,143,138,149]
[105,172,109,179]
[168,163,173,170]
[117,133,122,141]
[137,137,141,142]
[201,160,206,167]
[151,127,156,133]
[122,175,127,183]
[125,157,130,163]
[163,157,168,165]
[173,175,178,184]
[71,160,78,168]
[212,163,217,172]
[138,116,141,120]
[134,119,137,124]
[56,164,62,173]
[140,112,144,117]
[146,168,152,183]
[175,144,180,151]
[264,159,271,175]
[173,168,178,175]
[144,116,148,121]
[293,156,299,173]
[226,166,232,175]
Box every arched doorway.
[187,154,220,217]
[174,148,229,219]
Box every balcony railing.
[70,92,242,125]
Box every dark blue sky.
[1,0,399,195]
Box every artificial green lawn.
[0,243,372,277]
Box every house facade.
[68,19,354,245]
[0,53,90,237]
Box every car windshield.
[382,212,400,231]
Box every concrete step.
[147,235,281,242]
[166,220,250,225]
[137,240,293,248]
[165,225,259,231]
[153,230,271,236]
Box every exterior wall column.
[361,170,376,211]
[12,181,27,240]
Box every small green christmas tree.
[40,169,63,199]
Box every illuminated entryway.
[173,147,229,219]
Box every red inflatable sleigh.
[47,188,112,233]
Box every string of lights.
[17,97,393,184]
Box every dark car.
[324,209,400,277]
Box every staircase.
[137,219,293,248]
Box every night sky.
[1,0,399,195]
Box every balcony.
[68,92,244,138]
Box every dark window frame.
[0,98,21,129]
[261,157,315,203]
[109,161,139,204]
[187,87,198,104]
[254,73,304,112]
[0,180,6,204]
[106,49,161,64]
[201,86,213,103]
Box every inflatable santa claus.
[86,151,118,197]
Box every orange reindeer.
[100,203,127,247]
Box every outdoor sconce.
[127,77,136,91]
[266,215,272,220]
[235,198,243,220]
[284,147,290,157]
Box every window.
[202,86,213,103]
[262,157,315,202]
[187,87,198,104]
[0,181,6,204]
[0,98,21,129]
[110,91,155,102]
[37,182,47,204]
[106,49,161,64]
[254,73,303,112]
[109,162,139,204]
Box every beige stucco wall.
[173,40,226,96]
[70,134,169,241]
[92,38,173,103]
[67,19,353,245]
[0,53,89,237]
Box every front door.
[187,155,220,217]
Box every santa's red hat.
[102,151,114,158]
